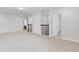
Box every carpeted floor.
[0,31,79,52]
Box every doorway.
[27,16,32,32]
[23,18,28,31]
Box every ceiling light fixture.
[18,7,24,10]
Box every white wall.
[0,14,24,33]
[41,14,49,25]
[28,16,32,24]
[61,7,79,41]
[48,13,61,37]
[30,7,79,42]
[32,12,41,35]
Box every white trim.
[0,29,23,34]
[61,37,79,43]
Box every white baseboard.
[0,29,23,34]
[61,37,79,43]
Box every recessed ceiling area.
[0,7,62,17]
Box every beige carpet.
[0,31,79,52]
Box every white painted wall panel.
[32,12,41,34]
[0,14,24,33]
[62,7,79,40]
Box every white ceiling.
[0,7,62,17]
